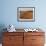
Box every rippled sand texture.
[20,11,33,19]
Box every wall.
[0,0,46,30]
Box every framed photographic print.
[17,7,35,22]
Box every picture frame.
[17,7,35,22]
